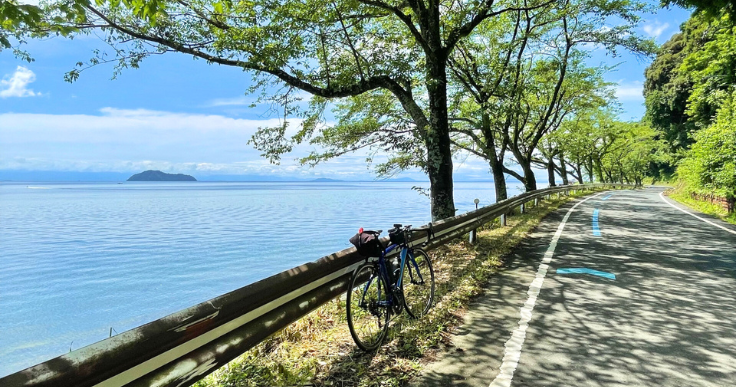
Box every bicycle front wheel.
[346,262,391,351]
[401,248,435,319]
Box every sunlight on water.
[0,181,522,376]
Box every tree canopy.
[645,5,735,205]
[7,0,728,217]
[19,0,576,219]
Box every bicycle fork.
[405,250,426,285]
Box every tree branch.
[502,166,526,182]
[443,0,555,54]
[85,6,408,101]
[355,0,430,54]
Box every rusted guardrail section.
[1,183,633,387]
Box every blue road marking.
[601,194,613,201]
[557,268,616,280]
[592,209,601,236]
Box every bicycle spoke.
[347,263,390,351]
[402,248,435,319]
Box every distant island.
[127,170,197,181]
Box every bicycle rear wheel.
[401,248,435,319]
[346,262,391,351]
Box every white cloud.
[0,66,40,98]
[0,108,379,178]
[643,21,669,39]
[0,108,290,154]
[615,81,644,102]
[206,96,253,107]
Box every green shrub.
[677,93,736,200]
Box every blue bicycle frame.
[361,243,426,308]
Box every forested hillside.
[644,2,735,212]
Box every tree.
[600,122,661,186]
[445,9,530,201]
[680,11,736,128]
[1,0,78,61]
[643,31,696,151]
[556,108,617,183]
[448,0,652,193]
[644,7,735,186]
[555,113,599,183]
[14,0,560,220]
[644,10,734,150]
[678,91,736,201]
[664,0,735,17]
[527,62,613,187]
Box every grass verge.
[196,189,606,387]
[666,185,736,225]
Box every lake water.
[0,181,523,376]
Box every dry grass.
[195,189,603,387]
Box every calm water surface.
[0,181,522,376]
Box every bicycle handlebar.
[361,223,433,246]
[413,222,434,246]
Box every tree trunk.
[594,158,605,182]
[559,152,569,185]
[587,156,594,182]
[425,56,455,220]
[491,164,508,202]
[575,164,584,184]
[547,159,557,187]
[482,113,508,202]
[521,159,537,191]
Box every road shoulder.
[412,194,590,387]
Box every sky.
[0,2,693,181]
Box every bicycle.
[346,223,436,351]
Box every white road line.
[659,192,736,236]
[489,192,604,387]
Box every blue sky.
[0,2,692,181]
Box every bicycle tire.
[346,262,391,351]
[401,248,435,319]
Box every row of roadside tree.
[2,0,730,219]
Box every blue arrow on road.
[592,209,601,236]
[557,268,616,280]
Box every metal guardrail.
[1,183,633,387]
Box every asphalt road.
[414,187,736,387]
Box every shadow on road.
[418,188,736,387]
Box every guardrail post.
[500,214,507,227]
[534,198,539,206]
[469,199,479,244]
[520,202,525,214]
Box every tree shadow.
[416,188,736,387]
